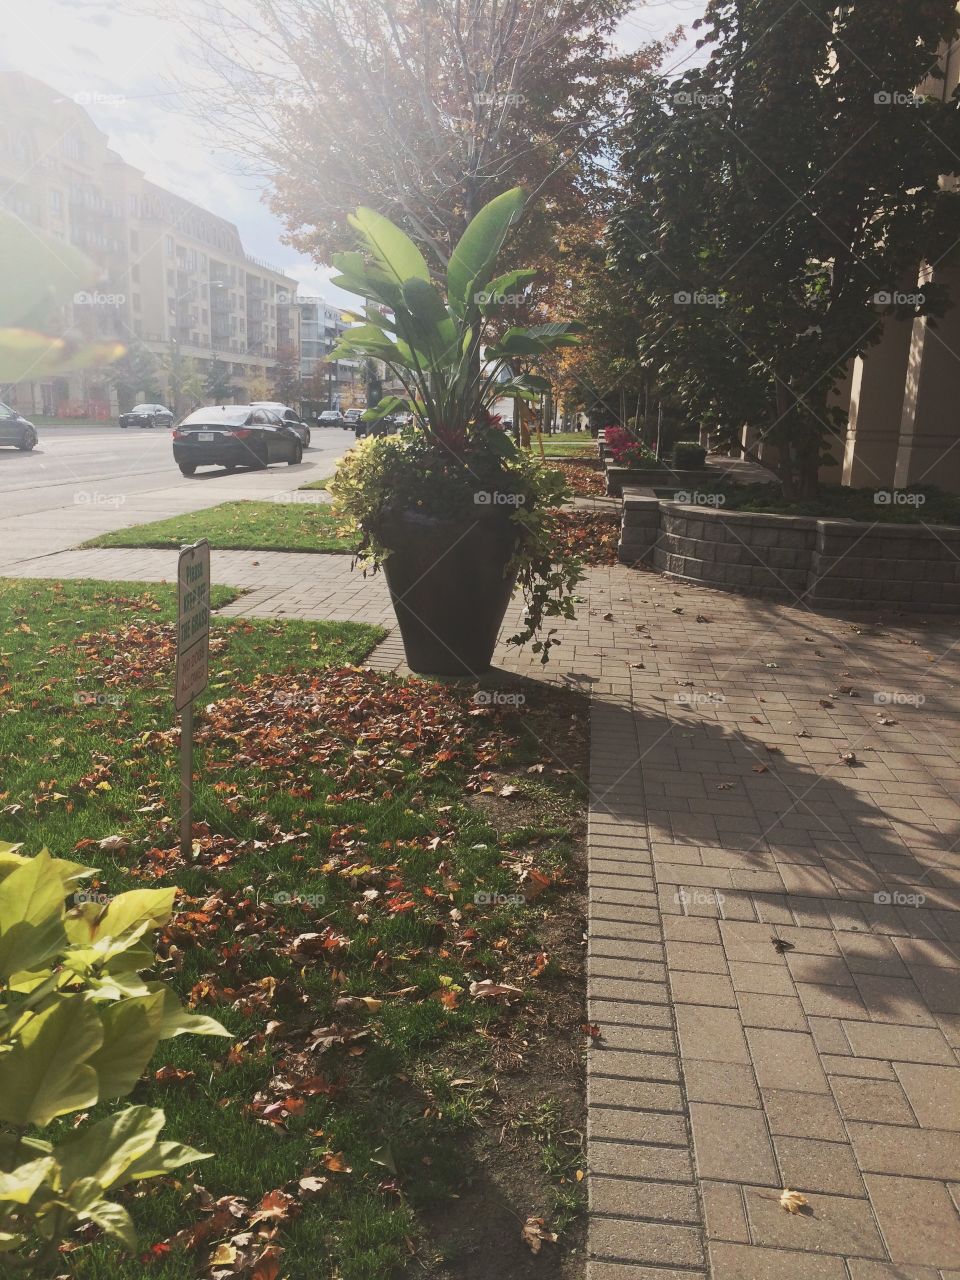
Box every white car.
[250,402,310,447]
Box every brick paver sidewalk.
[7,547,960,1277]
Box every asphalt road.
[0,424,352,572]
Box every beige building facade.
[840,41,960,494]
[0,72,298,416]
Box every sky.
[1,0,707,309]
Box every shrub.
[603,426,660,468]
[0,842,228,1267]
[671,441,707,469]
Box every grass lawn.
[1,580,587,1280]
[539,433,595,458]
[299,475,336,491]
[84,500,355,554]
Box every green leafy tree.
[0,843,227,1268]
[159,345,206,416]
[204,356,240,404]
[610,0,960,497]
[106,343,162,412]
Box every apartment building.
[0,71,298,416]
[293,297,364,410]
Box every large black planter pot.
[377,507,519,676]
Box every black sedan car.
[0,402,37,451]
[250,402,311,447]
[119,403,174,429]
[172,405,303,476]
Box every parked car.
[317,409,345,428]
[250,401,311,447]
[119,403,174,429]
[355,413,402,439]
[343,408,363,428]
[172,405,303,476]
[0,402,37,451]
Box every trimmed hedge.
[671,441,707,469]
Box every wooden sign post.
[176,539,210,861]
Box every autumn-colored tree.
[163,0,670,274]
[270,342,301,405]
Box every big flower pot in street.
[326,187,585,673]
[378,507,519,675]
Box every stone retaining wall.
[606,467,711,498]
[620,493,960,610]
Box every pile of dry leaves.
[554,510,620,565]
[549,462,605,498]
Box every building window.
[130,229,139,253]
[49,189,62,214]
[131,265,140,283]
[165,235,174,256]
[132,294,141,311]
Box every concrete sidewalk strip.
[7,547,960,1275]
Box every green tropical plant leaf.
[362,395,412,421]
[87,992,165,1100]
[55,1106,165,1192]
[63,1178,137,1249]
[447,187,525,316]
[156,987,230,1039]
[0,850,68,980]
[0,998,102,1125]
[475,268,537,311]
[86,888,175,943]
[347,208,432,286]
[0,1157,55,1204]
[110,1139,213,1188]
